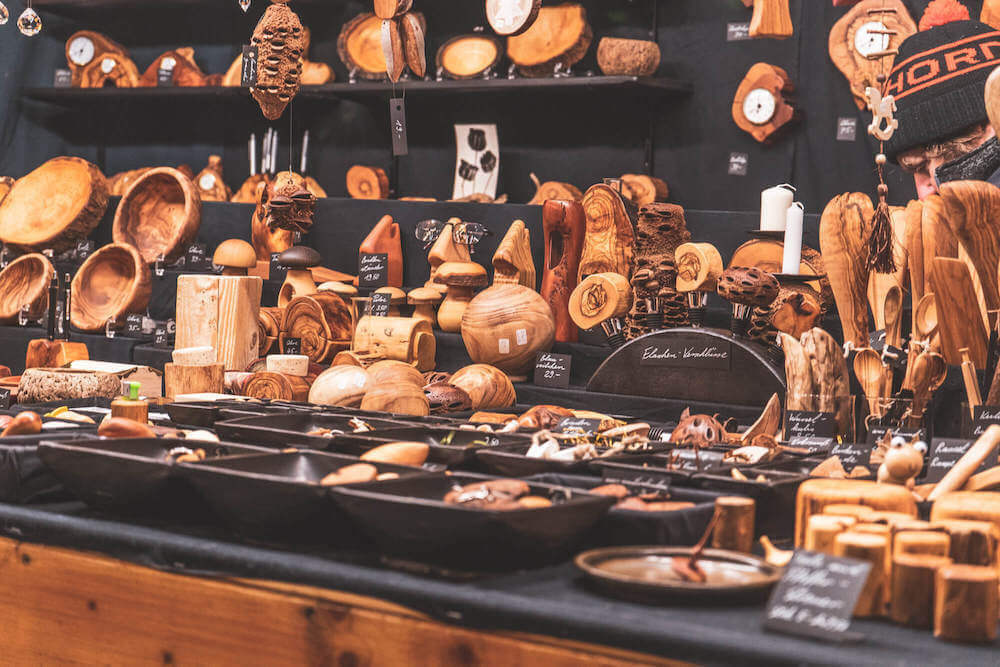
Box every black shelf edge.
[22,76,691,106]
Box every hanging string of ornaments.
[0,1,41,35]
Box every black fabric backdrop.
[0,0,987,214]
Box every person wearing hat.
[887,13,1000,199]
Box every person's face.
[898,125,996,200]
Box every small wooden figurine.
[278,246,321,308]
[877,435,927,491]
[425,218,471,293]
[492,219,535,289]
[358,214,403,287]
[434,262,488,332]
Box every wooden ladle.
[910,350,947,420]
[883,284,902,349]
[853,348,886,419]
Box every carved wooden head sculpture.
[251,0,306,120]
[669,408,729,448]
[425,217,471,293]
[259,171,316,235]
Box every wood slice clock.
[829,0,916,109]
[732,62,797,144]
[65,31,138,88]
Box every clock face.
[742,88,777,125]
[68,36,95,66]
[854,21,890,58]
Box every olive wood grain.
[70,243,151,332]
[113,167,201,265]
[436,35,503,80]
[930,257,988,368]
[579,183,635,281]
[939,180,1000,330]
[541,200,586,342]
[507,3,592,77]
[0,253,55,323]
[280,291,353,364]
[461,285,555,378]
[819,192,871,348]
[339,13,389,79]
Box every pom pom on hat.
[919,0,971,31]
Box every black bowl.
[330,427,531,468]
[214,413,414,449]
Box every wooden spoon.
[911,350,947,419]
[883,284,902,349]
[940,180,1000,331]
[853,348,886,419]
[913,293,938,342]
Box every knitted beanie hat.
[884,19,1000,162]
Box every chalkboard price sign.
[555,417,603,435]
[358,253,389,288]
[925,437,1000,484]
[283,337,301,355]
[534,352,571,388]
[971,405,1000,437]
[830,441,872,474]
[269,253,287,282]
[124,314,144,336]
[368,291,391,317]
[786,410,838,447]
[185,243,208,270]
[154,324,170,348]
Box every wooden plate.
[0,253,55,323]
[113,167,201,264]
[70,242,152,332]
[575,546,781,602]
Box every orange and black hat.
[884,20,1000,162]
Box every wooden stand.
[932,519,1000,568]
[25,339,89,370]
[164,363,225,400]
[176,275,221,350]
[891,554,952,629]
[935,565,999,642]
[711,497,755,553]
[833,532,889,617]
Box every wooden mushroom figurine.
[373,286,406,316]
[568,272,632,348]
[212,239,256,276]
[408,287,441,326]
[675,242,723,327]
[278,246,320,308]
[434,262,487,332]
[716,266,779,337]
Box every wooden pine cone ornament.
[260,171,316,236]
[717,266,779,307]
[250,1,306,120]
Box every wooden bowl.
[450,364,516,410]
[366,359,424,387]
[461,284,555,377]
[360,381,430,416]
[113,167,201,264]
[308,365,370,407]
[71,243,152,332]
[0,253,55,323]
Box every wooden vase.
[541,200,585,342]
[70,243,152,332]
[460,285,555,379]
[0,253,55,323]
[113,167,201,265]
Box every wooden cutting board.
[940,180,1000,330]
[930,257,987,368]
[904,199,924,336]
[819,192,871,347]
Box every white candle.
[760,183,795,232]
[782,202,804,274]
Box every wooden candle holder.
[712,496,755,553]
[934,565,998,642]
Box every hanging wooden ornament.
[250,0,306,120]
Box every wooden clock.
[731,63,797,144]
[65,30,140,88]
[829,0,916,109]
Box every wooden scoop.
[883,284,903,349]
[671,508,720,583]
[914,293,938,342]
[853,348,886,419]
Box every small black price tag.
[54,69,73,88]
[836,117,857,142]
[358,253,389,288]
[971,405,1000,437]
[0,388,10,410]
[154,324,170,348]
[726,22,751,41]
[555,416,603,435]
[865,425,923,446]
[283,337,301,355]
[786,410,838,442]
[787,436,835,454]
[925,437,1000,484]
[269,252,287,282]
[185,243,208,270]
[728,152,748,176]
[830,441,872,474]
[764,550,871,642]
[601,471,671,494]
[157,65,173,87]
[368,291,392,317]
[390,97,408,156]
[534,352,571,388]
[124,313,144,336]
[75,239,94,261]
[241,45,259,88]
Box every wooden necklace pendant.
[250,0,306,120]
[732,62,798,144]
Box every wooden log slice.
[401,13,427,79]
[619,174,668,205]
[79,53,141,88]
[113,167,201,264]
[243,371,311,402]
[0,253,55,323]
[374,0,412,19]
[486,0,542,37]
[339,13,389,79]
[460,285,556,377]
[0,157,108,253]
[819,192,871,348]
[507,3,592,77]
[18,368,121,403]
[674,242,723,292]
[70,243,151,332]
[579,183,636,281]
[280,291,353,364]
[258,306,282,357]
[436,35,503,80]
[381,17,405,83]
[346,165,390,199]
[527,173,582,205]
[597,38,661,76]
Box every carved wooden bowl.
[461,285,555,377]
[71,242,152,332]
[0,253,55,323]
[113,167,201,264]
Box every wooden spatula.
[941,180,1000,330]
[930,257,988,368]
[820,192,871,348]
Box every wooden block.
[891,553,952,629]
[217,276,262,372]
[163,363,225,400]
[894,531,951,558]
[171,346,216,366]
[17,368,121,403]
[711,496,755,553]
[833,531,889,617]
[931,491,1000,537]
[244,371,311,402]
[25,339,89,370]
[175,275,221,351]
[795,479,917,547]
[931,519,1000,568]
[804,514,856,554]
[266,354,309,377]
[935,565,998,642]
[110,398,148,424]
[358,214,403,287]
[822,503,874,520]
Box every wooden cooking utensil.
[883,284,903,349]
[939,180,1000,329]
[819,192,871,348]
[867,205,907,331]
[904,200,924,334]
[854,347,887,419]
[902,293,939,392]
[930,257,987,368]
[961,347,983,419]
[910,350,947,420]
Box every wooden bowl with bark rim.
[71,243,152,332]
[0,253,55,323]
[113,167,201,265]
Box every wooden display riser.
[0,537,682,666]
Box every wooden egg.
[0,253,55,323]
[450,364,516,410]
[308,365,370,407]
[112,167,201,265]
[360,380,430,416]
[70,242,151,332]
[460,285,555,377]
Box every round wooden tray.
[113,167,201,264]
[70,242,152,332]
[0,253,55,323]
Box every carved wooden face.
[257,171,315,235]
[426,219,471,288]
[251,3,305,120]
[670,408,728,448]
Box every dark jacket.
[935,136,1000,188]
